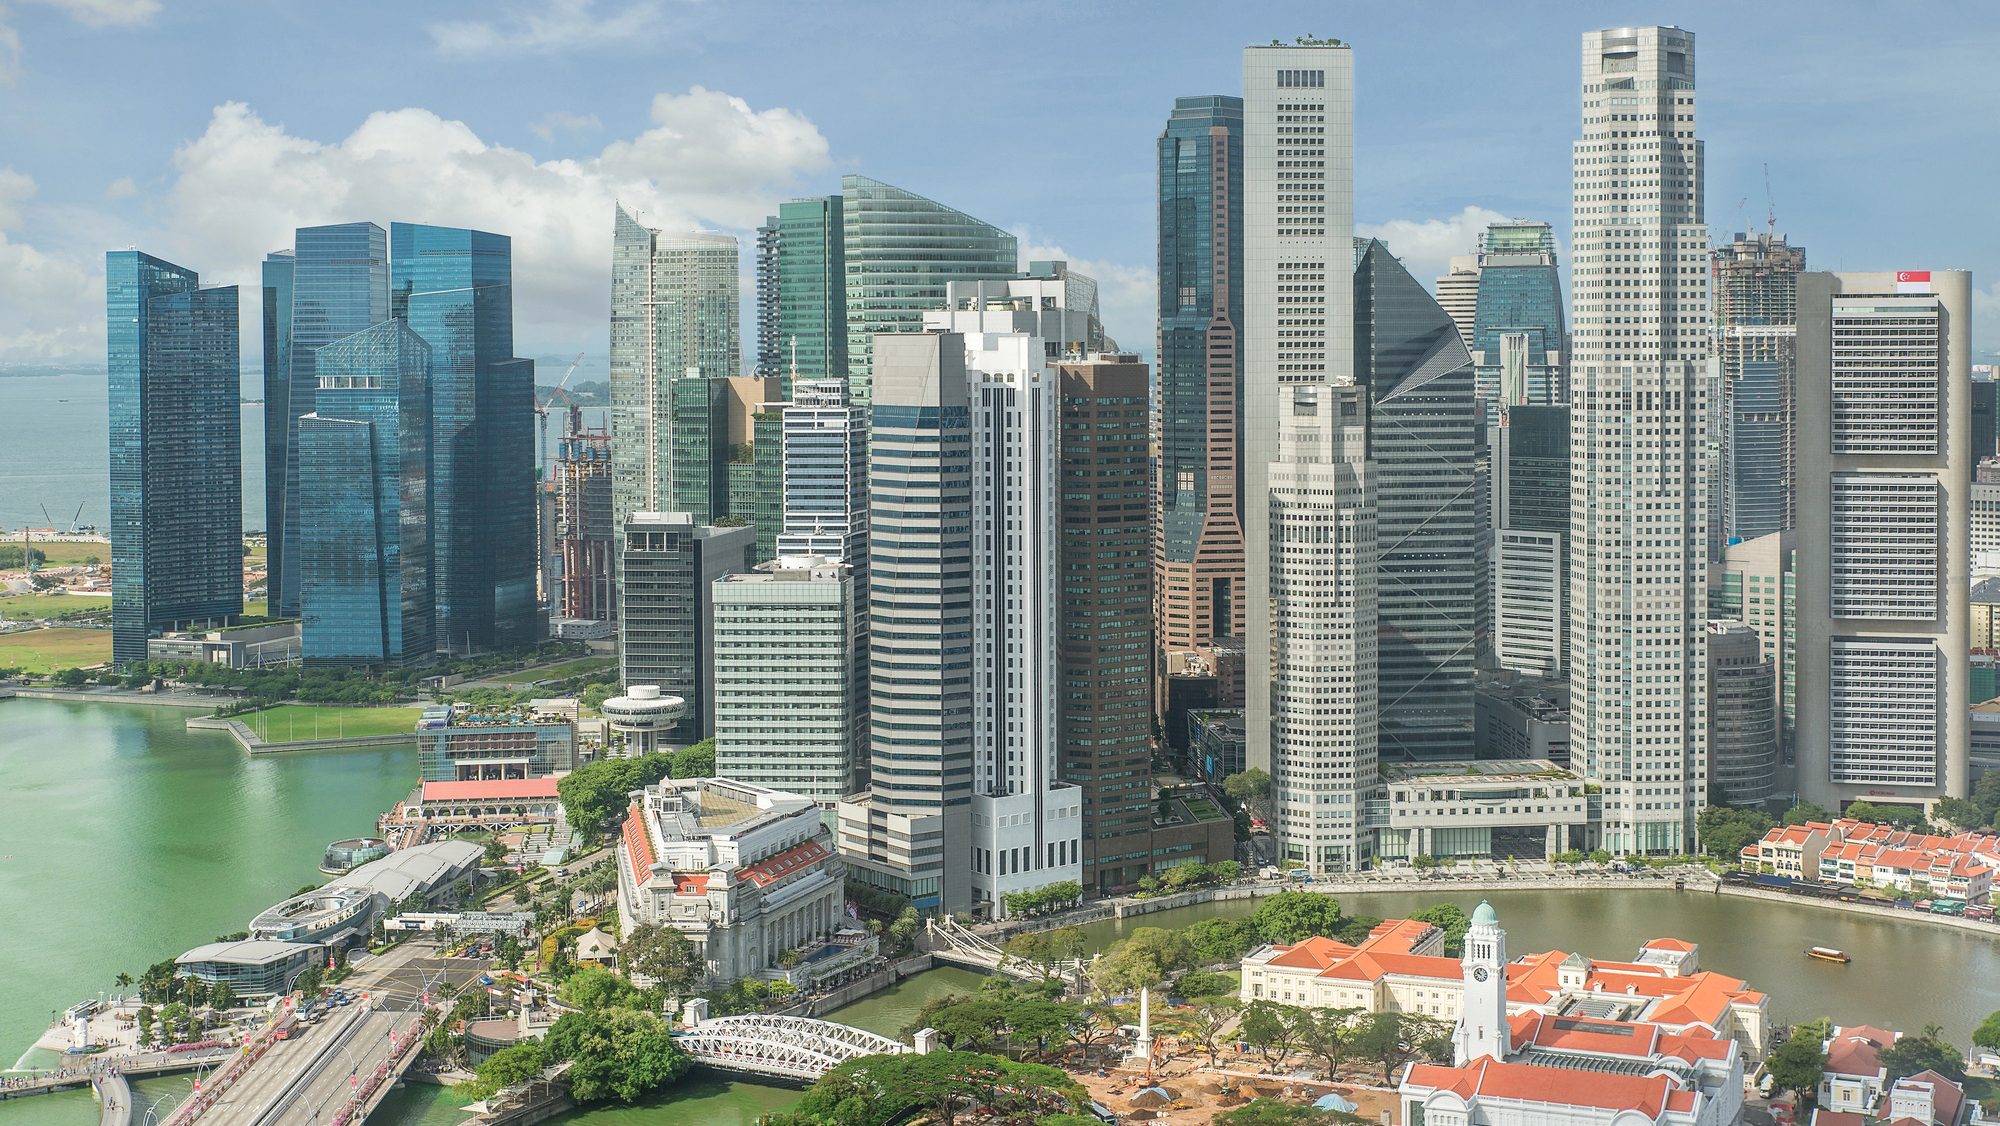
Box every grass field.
[0,591,112,623]
[237,704,425,743]
[244,599,268,617]
[0,627,112,672]
[492,656,616,685]
[19,541,109,565]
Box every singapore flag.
[1896,270,1932,294]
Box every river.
[6,697,1999,1125]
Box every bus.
[1930,897,1969,916]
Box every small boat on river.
[1805,946,1850,964]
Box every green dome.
[1471,900,1498,926]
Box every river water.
[6,697,1998,1124]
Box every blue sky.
[2,0,1996,371]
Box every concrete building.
[1795,269,1972,811]
[712,556,864,808]
[1242,40,1373,874]
[1975,467,2000,561]
[1712,232,1806,549]
[174,940,321,1000]
[617,512,753,740]
[553,425,616,623]
[1492,405,1570,677]
[146,622,300,669]
[777,377,868,563]
[1436,255,1481,350]
[1706,621,1779,805]
[1474,676,1571,764]
[1568,26,1712,855]
[1378,760,1589,861]
[413,777,564,823]
[617,778,859,987]
[601,685,688,757]
[106,251,243,665]
[1709,531,1796,755]
[414,702,577,782]
[248,840,483,948]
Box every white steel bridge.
[671,1014,910,1082]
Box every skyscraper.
[1435,255,1481,350]
[837,333,976,914]
[1492,405,1571,678]
[1569,26,1710,855]
[1795,269,1971,811]
[269,222,390,619]
[776,195,847,396]
[609,207,739,535]
[1706,620,1779,805]
[1356,238,1479,762]
[106,251,242,665]
[554,423,616,622]
[754,216,782,381]
[1711,232,1805,549]
[1708,530,1795,757]
[1156,95,1247,668]
[391,223,538,653]
[1242,40,1372,872]
[778,378,868,562]
[1470,220,1567,425]
[1058,355,1158,893]
[297,320,433,666]
[260,251,293,610]
[839,175,1015,407]
[616,512,752,740]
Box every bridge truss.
[673,1015,910,1082]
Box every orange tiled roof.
[621,804,654,875]
[1644,938,1697,953]
[1824,1026,1896,1077]
[671,873,709,896]
[421,777,561,801]
[1266,935,1356,970]
[736,839,829,888]
[1404,1057,1680,1117]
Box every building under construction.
[553,413,616,622]
[1711,231,1806,552]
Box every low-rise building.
[1812,1032,1998,1126]
[412,777,564,823]
[146,621,302,668]
[415,702,577,782]
[174,940,322,999]
[1376,759,1591,862]
[1738,821,1835,880]
[248,840,485,948]
[617,777,864,987]
[1743,818,2000,901]
[1819,1025,1899,1113]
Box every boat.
[1805,946,1850,964]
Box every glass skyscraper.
[1711,232,1804,550]
[268,223,390,619]
[260,251,293,609]
[297,320,433,666]
[1492,405,1571,677]
[840,175,1015,407]
[106,251,242,665]
[773,195,846,397]
[391,223,538,653]
[1355,238,1478,761]
[1469,221,1567,427]
[1156,95,1247,659]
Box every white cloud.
[0,165,35,228]
[0,13,22,87]
[1013,227,1155,357]
[529,111,602,142]
[103,174,136,199]
[0,168,100,361]
[431,0,665,56]
[1358,205,1512,292]
[25,0,159,27]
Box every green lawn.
[0,591,113,623]
[0,627,112,672]
[237,704,425,743]
[21,541,109,565]
[244,599,268,617]
[492,655,616,685]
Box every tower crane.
[535,352,587,475]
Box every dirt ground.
[1069,1042,1400,1124]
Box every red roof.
[1644,938,1697,953]
[621,804,655,875]
[1266,935,1356,970]
[420,777,561,802]
[672,873,709,896]
[736,840,830,888]
[1895,1070,1967,1126]
[1824,1026,1896,1078]
[1404,1057,1683,1117]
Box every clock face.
[1472,966,1490,982]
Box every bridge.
[672,1014,911,1082]
[925,917,1084,984]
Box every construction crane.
[535,352,587,476]
[1763,162,1777,237]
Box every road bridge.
[672,1014,910,1082]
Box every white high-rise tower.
[1241,40,1370,874]
[1453,901,1510,1065]
[1569,27,1711,855]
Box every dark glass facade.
[1155,95,1246,656]
[298,321,433,665]
[1499,405,1570,535]
[776,195,846,396]
[272,223,389,618]
[1469,222,1566,424]
[1726,359,1788,543]
[1355,239,1478,761]
[106,251,243,665]
[391,223,538,653]
[1973,380,1996,478]
[260,251,293,606]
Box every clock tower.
[1453,900,1509,1065]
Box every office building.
[1709,532,1795,755]
[617,512,753,740]
[1156,94,1248,670]
[1712,232,1805,549]
[296,320,434,666]
[1974,463,2000,563]
[754,216,782,381]
[1568,27,1711,855]
[106,251,243,665]
[1795,269,1972,811]
[1435,255,1481,350]
[1057,355,1157,892]
[773,195,847,395]
[1974,379,1998,476]
[554,425,616,622]
[778,378,868,562]
[712,556,865,807]
[392,223,539,653]
[1492,405,1570,677]
[1707,620,1778,805]
[609,208,739,533]
[1474,676,1571,764]
[839,175,1015,406]
[837,333,976,913]
[1357,237,1479,761]
[267,222,390,618]
[1470,220,1567,425]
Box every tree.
[669,738,715,779]
[1216,1100,1342,1125]
[1239,1001,1300,1066]
[1880,1033,1967,1085]
[787,1051,1083,1126]
[622,923,704,996]
[457,1040,549,1102]
[208,981,236,1012]
[1350,1011,1448,1083]
[1004,927,1086,983]
[1062,1000,1122,1059]
[292,964,322,997]
[1783,800,1834,827]
[556,966,642,1011]
[1974,1011,2000,1055]
[1934,797,1987,831]
[1696,805,1775,861]
[1184,916,1258,966]
[1409,904,1471,956]
[542,1007,690,1104]
[1224,768,1272,805]
[1173,971,1237,999]
[1765,1031,1826,1103]
[1091,927,1192,995]
[1295,1007,1360,1076]
[1249,891,1345,944]
[1169,996,1240,1067]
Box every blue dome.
[1471,900,1498,926]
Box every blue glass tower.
[107,251,243,665]
[1469,221,1566,426]
[1726,359,1787,542]
[392,223,539,654]
[272,223,389,619]
[260,250,293,607]
[297,321,433,665]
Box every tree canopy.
[770,1050,1084,1126]
[543,1007,690,1104]
[622,923,705,995]
[1408,904,1471,956]
[1248,891,1345,945]
[1879,1032,1967,1085]
[1764,1030,1826,1103]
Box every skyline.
[3,1,1997,371]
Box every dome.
[1471,900,1498,926]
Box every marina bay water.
[7,695,2000,1123]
